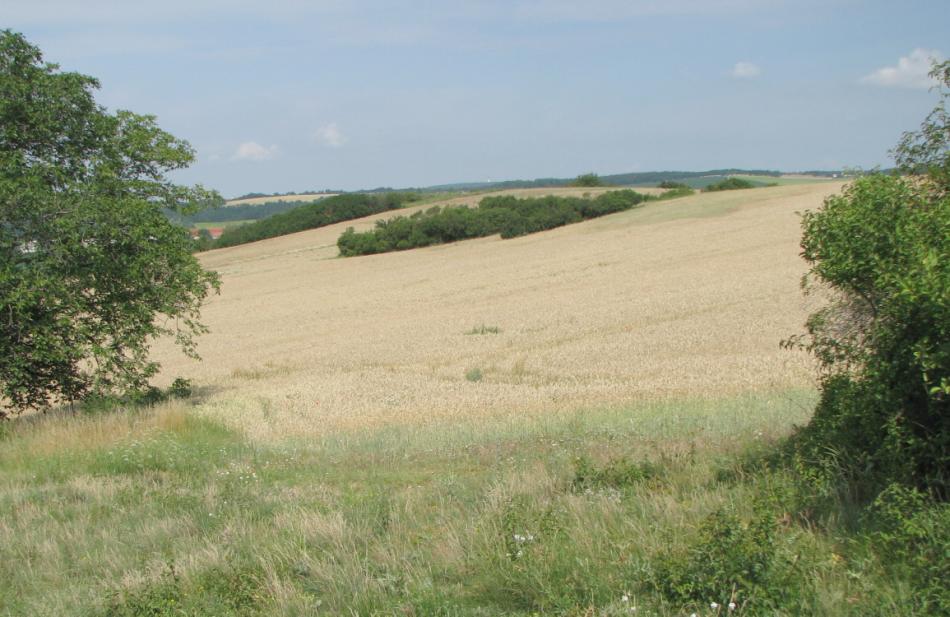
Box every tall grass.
[1,390,944,615]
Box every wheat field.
[224,192,340,207]
[152,183,843,441]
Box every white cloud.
[861,49,944,89]
[731,61,761,79]
[231,141,279,161]
[314,123,347,148]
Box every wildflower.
[711,602,719,609]
[621,593,629,603]
[728,602,736,611]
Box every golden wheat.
[149,183,843,440]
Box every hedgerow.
[207,192,419,249]
[337,190,649,256]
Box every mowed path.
[152,183,843,440]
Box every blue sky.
[7,1,949,197]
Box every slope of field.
[224,193,339,207]
[152,182,842,441]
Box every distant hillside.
[226,192,338,207]
[421,169,843,192]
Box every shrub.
[338,190,648,256]
[571,455,660,492]
[788,174,950,496]
[571,173,603,187]
[211,192,418,250]
[703,177,756,192]
[651,501,792,611]
[787,61,950,498]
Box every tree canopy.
[0,30,220,415]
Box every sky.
[6,1,950,197]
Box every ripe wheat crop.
[151,183,842,441]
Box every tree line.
[204,192,421,250]
[337,190,654,256]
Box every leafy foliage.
[208,191,419,249]
[0,31,219,416]
[571,172,604,187]
[788,59,950,497]
[337,190,649,256]
[702,177,756,192]
[651,502,789,610]
[571,455,660,491]
[892,60,950,191]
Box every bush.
[789,174,950,496]
[210,192,419,250]
[651,501,792,611]
[338,190,649,256]
[571,173,603,187]
[787,61,950,498]
[703,177,756,192]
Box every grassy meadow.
[4,181,940,615]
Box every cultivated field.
[152,182,841,441]
[225,193,339,207]
[11,178,931,617]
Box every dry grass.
[150,182,844,441]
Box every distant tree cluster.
[337,190,649,256]
[702,177,756,192]
[571,173,604,187]
[168,199,313,226]
[657,180,690,189]
[207,192,420,250]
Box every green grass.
[1,390,945,615]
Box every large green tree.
[0,31,220,416]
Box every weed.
[465,368,483,382]
[465,325,501,335]
[571,455,661,493]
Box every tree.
[791,60,950,496]
[0,31,221,416]
[571,173,603,187]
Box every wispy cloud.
[314,123,347,148]
[861,49,944,89]
[731,61,761,79]
[231,141,279,161]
